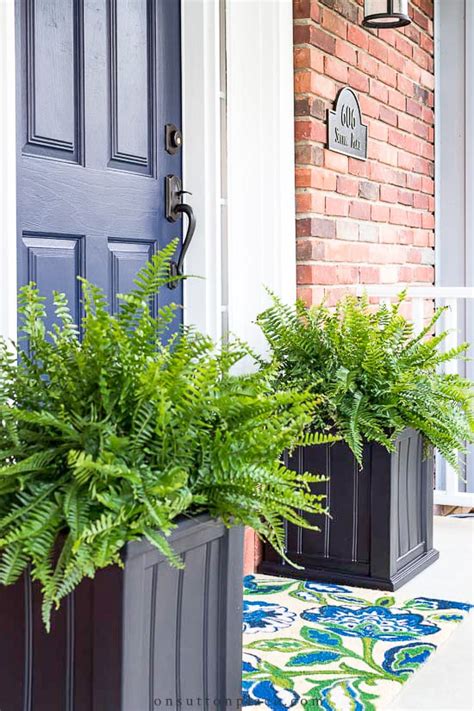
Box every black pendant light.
[362,0,411,29]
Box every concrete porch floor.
[387,516,474,710]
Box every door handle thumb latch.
[165,175,196,289]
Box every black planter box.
[0,515,244,711]
[259,428,439,590]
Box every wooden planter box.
[0,515,244,711]
[259,429,439,590]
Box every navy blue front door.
[3,3,182,710]
[17,0,182,328]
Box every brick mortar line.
[294,218,434,227]
[294,112,434,130]
[293,144,435,164]
[293,80,434,103]
[293,127,435,153]
[293,40,434,66]
[296,264,435,270]
[295,186,434,199]
[292,32,434,64]
[293,68,434,95]
[293,13,434,53]
[294,167,434,178]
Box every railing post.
[350,285,474,506]
[443,298,459,498]
[413,298,425,335]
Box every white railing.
[355,285,474,508]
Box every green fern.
[257,291,474,468]
[0,247,325,630]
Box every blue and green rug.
[242,574,472,710]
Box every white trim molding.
[181,0,224,341]
[226,0,296,354]
[434,0,474,290]
[0,0,17,342]
[435,0,474,498]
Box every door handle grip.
[169,202,196,288]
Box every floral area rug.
[242,574,472,710]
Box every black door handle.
[165,175,196,289]
[169,202,196,285]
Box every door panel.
[17,0,182,319]
[21,233,85,330]
[24,0,84,163]
[109,0,153,173]
[108,238,155,314]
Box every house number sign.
[327,87,368,161]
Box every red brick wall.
[294,0,435,307]
[243,0,435,574]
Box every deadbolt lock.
[165,124,182,154]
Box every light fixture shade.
[362,0,411,29]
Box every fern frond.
[2,251,330,630]
[257,292,474,470]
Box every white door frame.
[181,0,224,341]
[0,0,17,342]
[0,0,296,354]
